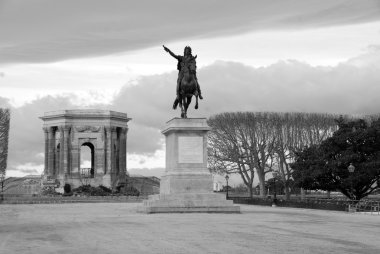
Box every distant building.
[128,175,160,195]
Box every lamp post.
[225,174,229,199]
[348,163,355,200]
[272,171,278,207]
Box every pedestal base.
[138,193,240,213]
[160,173,213,194]
[138,118,240,214]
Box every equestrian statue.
[163,45,203,118]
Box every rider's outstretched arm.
[163,45,179,60]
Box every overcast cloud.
[2,46,380,175]
[1,0,379,64]
[1,1,380,177]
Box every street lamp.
[348,163,355,200]
[272,171,278,207]
[225,174,230,199]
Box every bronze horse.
[173,56,199,118]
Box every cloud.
[7,162,44,176]
[0,0,379,64]
[345,44,380,68]
[0,97,11,107]
[197,59,380,115]
[112,47,380,121]
[2,46,380,176]
[19,169,39,175]
[4,96,78,175]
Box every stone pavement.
[1,203,379,254]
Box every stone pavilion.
[40,109,131,190]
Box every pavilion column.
[104,126,112,175]
[111,127,117,175]
[63,125,71,175]
[70,146,79,176]
[43,127,49,176]
[58,126,64,176]
[119,127,127,176]
[125,128,128,174]
[48,127,56,177]
[95,127,105,176]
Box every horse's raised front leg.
[195,95,198,110]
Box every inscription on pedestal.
[178,136,203,163]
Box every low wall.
[0,195,146,204]
[231,197,348,211]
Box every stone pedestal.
[139,118,240,213]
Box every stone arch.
[80,142,95,178]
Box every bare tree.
[208,112,277,197]
[208,111,339,199]
[208,113,255,195]
[273,113,338,200]
[0,108,10,200]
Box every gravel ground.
[0,203,379,254]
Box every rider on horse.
[163,45,203,100]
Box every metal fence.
[347,200,380,215]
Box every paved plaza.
[1,203,379,254]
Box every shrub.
[234,184,249,193]
[72,185,111,196]
[99,185,112,193]
[41,186,61,196]
[63,183,71,194]
[124,186,140,196]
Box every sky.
[1,0,380,182]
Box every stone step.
[147,193,228,201]
[143,198,235,207]
[140,192,240,213]
[138,205,240,214]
